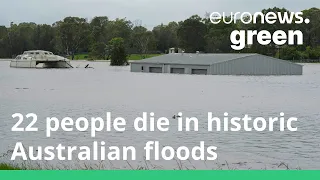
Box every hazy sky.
[0,0,319,28]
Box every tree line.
[0,7,319,61]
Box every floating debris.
[85,64,94,69]
[75,64,94,69]
[172,115,182,119]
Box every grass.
[0,163,21,170]
[0,149,300,170]
[74,54,90,60]
[0,161,300,170]
[128,54,161,60]
[67,54,162,60]
[67,54,89,60]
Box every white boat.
[10,50,73,68]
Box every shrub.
[109,37,128,66]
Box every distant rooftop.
[132,53,258,65]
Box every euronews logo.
[210,12,310,50]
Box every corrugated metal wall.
[131,63,210,74]
[131,63,165,73]
[131,55,303,75]
[210,55,303,75]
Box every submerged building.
[130,53,303,75]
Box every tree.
[177,15,207,53]
[276,46,303,60]
[109,37,128,66]
[204,16,237,53]
[90,16,109,43]
[300,8,320,47]
[243,7,294,56]
[106,18,132,44]
[0,26,10,58]
[2,22,38,57]
[0,7,318,62]
[89,42,108,60]
[131,26,155,58]
[54,17,90,56]
[33,24,56,52]
[152,22,178,53]
[305,46,320,59]
[88,17,110,59]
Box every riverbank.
[0,163,20,170]
[1,58,319,63]
[0,59,144,62]
[0,161,299,170]
[0,53,161,62]
[68,54,161,61]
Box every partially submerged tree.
[109,37,128,66]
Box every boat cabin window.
[36,52,40,55]
[49,52,53,55]
[30,52,34,55]
[45,52,49,55]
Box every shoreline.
[0,59,137,63]
[1,59,319,63]
[0,161,298,170]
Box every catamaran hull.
[10,60,73,68]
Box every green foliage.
[67,54,90,60]
[305,46,320,59]
[277,46,302,60]
[152,22,179,53]
[0,7,319,62]
[90,16,109,43]
[131,26,155,55]
[205,16,238,53]
[0,163,20,170]
[243,7,294,56]
[128,54,161,60]
[89,42,108,60]
[177,15,207,53]
[300,8,320,47]
[109,37,128,66]
[67,53,160,60]
[276,46,320,60]
[54,17,90,54]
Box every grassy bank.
[128,54,161,60]
[0,161,299,170]
[68,54,162,60]
[0,151,299,170]
[0,163,20,170]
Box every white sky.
[0,0,319,28]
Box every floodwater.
[0,60,319,169]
